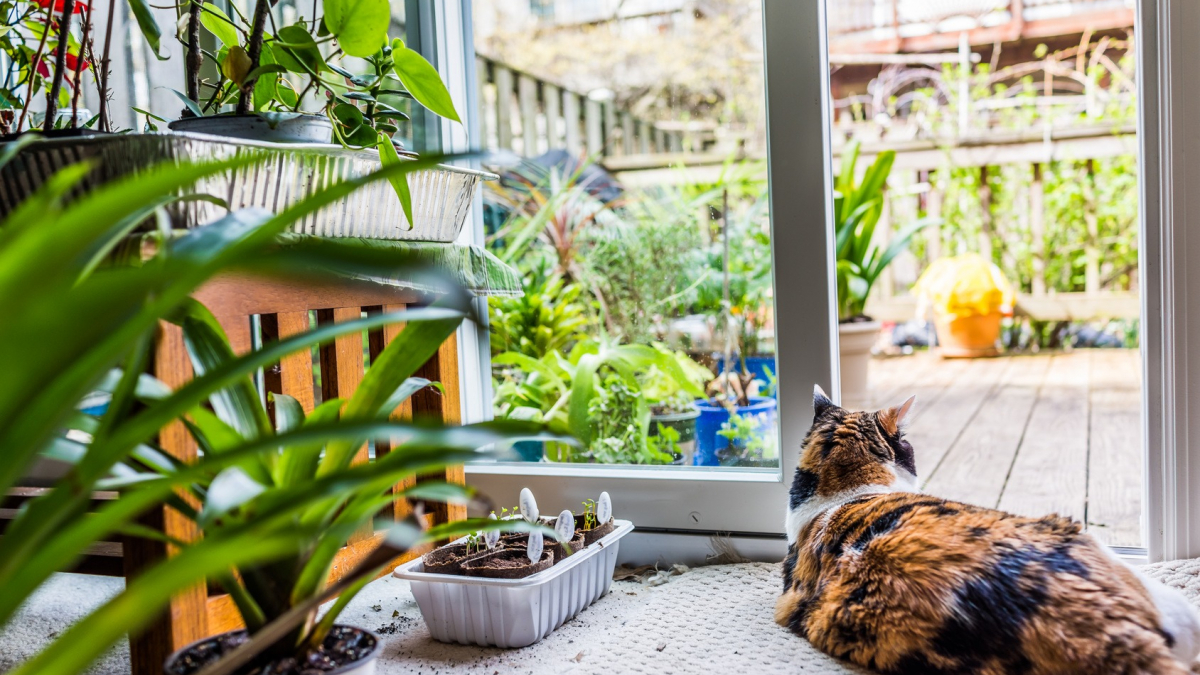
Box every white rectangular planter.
[0,132,496,242]
[393,519,634,648]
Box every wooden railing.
[828,0,1134,53]
[475,55,685,159]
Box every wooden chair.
[8,271,468,675]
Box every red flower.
[36,0,87,14]
[34,53,89,83]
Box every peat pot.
[838,320,880,402]
[163,625,380,675]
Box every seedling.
[582,499,597,530]
[464,532,483,556]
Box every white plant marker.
[483,513,500,550]
[597,491,612,524]
[554,509,575,543]
[519,487,539,522]
[527,530,544,564]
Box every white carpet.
[5,559,1200,675]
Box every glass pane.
[474,1,778,470]
[826,0,1143,548]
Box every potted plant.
[694,379,778,467]
[643,344,712,465]
[151,297,567,675]
[396,490,631,648]
[834,142,937,398]
[913,253,1015,358]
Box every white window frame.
[420,0,1196,561]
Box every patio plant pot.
[714,354,777,396]
[461,548,555,579]
[649,407,700,465]
[167,113,335,144]
[0,133,495,242]
[395,519,634,648]
[934,311,1002,358]
[694,396,778,467]
[162,625,380,675]
[838,320,880,401]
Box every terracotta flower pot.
[934,311,1002,358]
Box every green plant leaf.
[378,137,414,229]
[272,25,325,74]
[323,0,389,58]
[391,38,460,123]
[164,87,203,117]
[127,0,166,59]
[199,2,239,47]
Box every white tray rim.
[394,518,634,588]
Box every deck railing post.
[585,98,603,156]
[475,57,493,149]
[518,73,539,156]
[1031,162,1047,296]
[564,92,582,154]
[544,83,562,150]
[636,120,650,154]
[620,112,635,155]
[602,101,617,156]
[494,65,514,150]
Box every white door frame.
[1138,0,1200,563]
[458,0,840,537]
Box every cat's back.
[777,492,1185,675]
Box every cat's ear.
[893,394,917,429]
[813,385,835,418]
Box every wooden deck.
[845,350,1143,548]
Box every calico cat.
[777,386,1200,675]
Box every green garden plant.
[489,258,589,359]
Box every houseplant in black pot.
[643,344,711,465]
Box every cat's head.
[796,385,919,497]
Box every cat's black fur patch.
[790,468,819,509]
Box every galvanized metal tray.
[0,131,496,242]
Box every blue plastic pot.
[694,396,778,466]
[713,355,778,397]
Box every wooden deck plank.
[1087,349,1143,547]
[922,355,1050,507]
[997,352,1090,522]
[906,356,1014,482]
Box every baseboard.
[615,529,788,568]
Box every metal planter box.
[0,132,495,242]
[393,519,634,648]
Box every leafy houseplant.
[913,253,1015,357]
[170,0,462,224]
[0,149,562,675]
